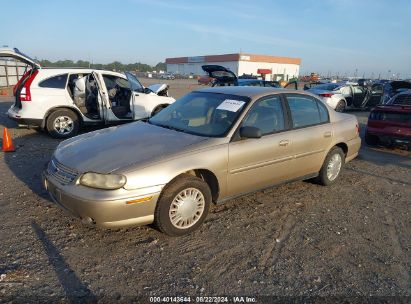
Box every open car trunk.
[202,65,237,86]
[202,64,297,89]
[0,48,41,109]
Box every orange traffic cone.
[2,128,15,152]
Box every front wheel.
[151,105,167,116]
[46,109,80,138]
[154,175,211,236]
[315,147,345,186]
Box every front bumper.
[42,170,163,228]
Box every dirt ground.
[0,79,410,303]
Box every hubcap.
[327,153,342,181]
[169,188,205,229]
[54,116,74,135]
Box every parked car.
[1,48,175,138]
[306,80,406,112]
[375,80,411,105]
[307,82,355,112]
[43,86,361,236]
[160,73,175,80]
[202,65,298,90]
[365,91,411,149]
[198,75,215,85]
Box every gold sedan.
[43,86,361,236]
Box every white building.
[166,53,301,81]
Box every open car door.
[284,80,298,90]
[91,71,110,124]
[202,65,237,86]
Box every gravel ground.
[0,80,410,303]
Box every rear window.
[311,83,339,91]
[39,74,68,89]
[392,94,411,105]
[370,111,411,123]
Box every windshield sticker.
[216,99,245,112]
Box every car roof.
[39,68,125,78]
[194,86,314,100]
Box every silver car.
[43,87,361,236]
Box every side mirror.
[240,126,262,139]
[144,87,152,94]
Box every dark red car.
[365,91,411,149]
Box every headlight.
[79,172,126,190]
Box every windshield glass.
[311,83,339,91]
[125,71,144,92]
[149,92,250,137]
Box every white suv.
[1,48,175,138]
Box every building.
[165,53,301,81]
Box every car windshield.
[311,83,340,91]
[149,92,250,137]
[125,71,144,93]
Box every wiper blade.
[153,123,187,133]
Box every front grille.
[47,158,79,185]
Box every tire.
[151,105,167,116]
[46,109,80,139]
[335,100,345,112]
[154,174,211,236]
[315,146,345,186]
[365,132,379,146]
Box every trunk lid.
[0,48,41,69]
[202,65,237,85]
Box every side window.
[242,96,285,135]
[287,95,328,128]
[38,74,68,89]
[372,84,383,94]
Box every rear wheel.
[46,109,80,138]
[316,147,345,186]
[335,100,345,112]
[365,132,379,146]
[154,175,211,236]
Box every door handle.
[279,140,290,147]
[324,131,332,138]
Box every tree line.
[38,59,166,72]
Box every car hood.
[54,122,208,173]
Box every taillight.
[319,93,334,98]
[19,70,38,101]
[13,70,31,96]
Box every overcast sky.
[1,0,410,77]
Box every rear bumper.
[345,136,361,162]
[7,107,42,127]
[366,128,411,147]
[42,170,162,228]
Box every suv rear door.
[0,48,41,69]
[0,48,41,108]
